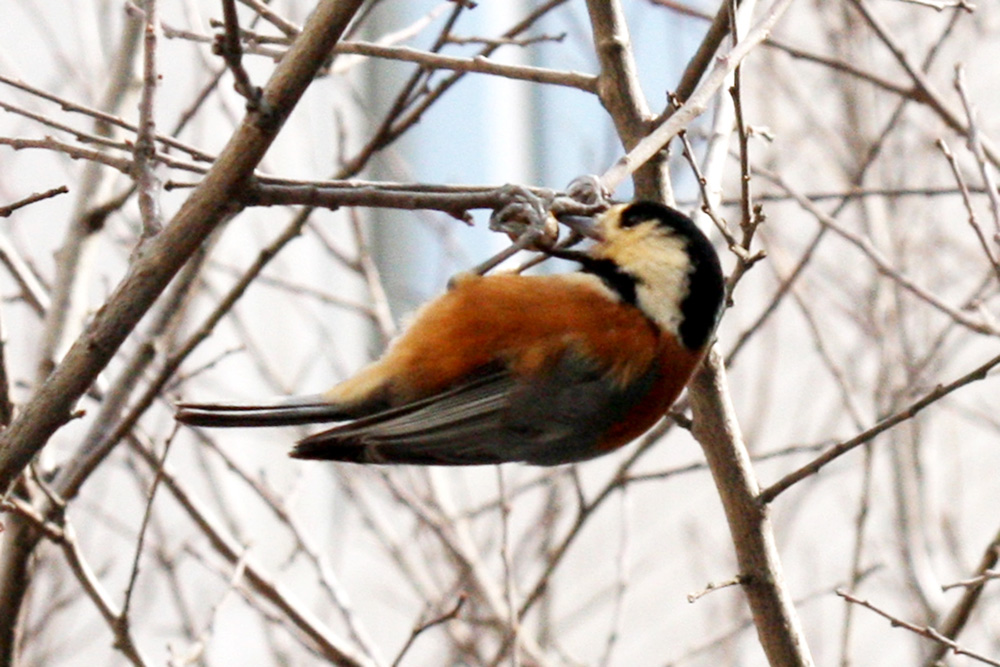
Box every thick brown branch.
[689,348,815,666]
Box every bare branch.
[936,138,1000,282]
[585,0,664,198]
[689,349,815,666]
[954,64,1000,238]
[126,436,375,666]
[925,527,1000,666]
[1,497,150,666]
[335,41,597,92]
[390,595,466,667]
[0,186,69,218]
[838,590,1000,666]
[755,165,1000,336]
[0,0,368,492]
[845,0,1000,167]
[601,0,795,192]
[761,351,1000,502]
[134,0,163,238]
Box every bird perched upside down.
[175,201,725,465]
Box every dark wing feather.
[291,353,659,466]
[292,371,514,464]
[501,357,658,465]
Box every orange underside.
[373,273,703,449]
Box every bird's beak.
[557,214,605,241]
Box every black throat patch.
[576,256,639,307]
[547,203,725,350]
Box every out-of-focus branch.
[761,350,1000,502]
[0,186,68,218]
[0,73,217,163]
[0,0,367,493]
[134,0,163,238]
[0,12,146,661]
[845,0,1000,167]
[953,64,1000,238]
[2,497,150,666]
[755,165,1000,336]
[724,4,968,369]
[125,436,375,666]
[937,138,1000,283]
[925,527,1000,666]
[0,234,50,315]
[838,590,1000,667]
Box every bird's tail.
[175,395,351,428]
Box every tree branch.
[0,0,367,493]
[689,348,815,666]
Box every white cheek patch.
[616,234,691,338]
[637,269,688,337]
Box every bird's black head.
[577,201,725,350]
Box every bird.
[174,200,725,466]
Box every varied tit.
[175,201,725,465]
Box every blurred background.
[1,0,999,665]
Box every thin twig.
[216,0,267,111]
[761,350,1000,502]
[0,73,216,163]
[496,467,520,667]
[755,165,999,336]
[348,209,398,340]
[334,41,597,92]
[724,5,968,368]
[954,64,1000,238]
[0,186,69,218]
[0,0,368,493]
[598,487,631,667]
[601,0,795,191]
[390,595,466,667]
[844,0,1000,167]
[924,529,1000,666]
[837,590,1000,666]
[127,435,374,665]
[335,0,569,180]
[936,138,1000,283]
[895,0,976,11]
[688,575,744,603]
[942,569,1000,592]
[208,436,385,662]
[1,497,150,666]
[678,130,738,248]
[0,233,51,314]
[121,426,176,619]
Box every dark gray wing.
[291,354,658,466]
